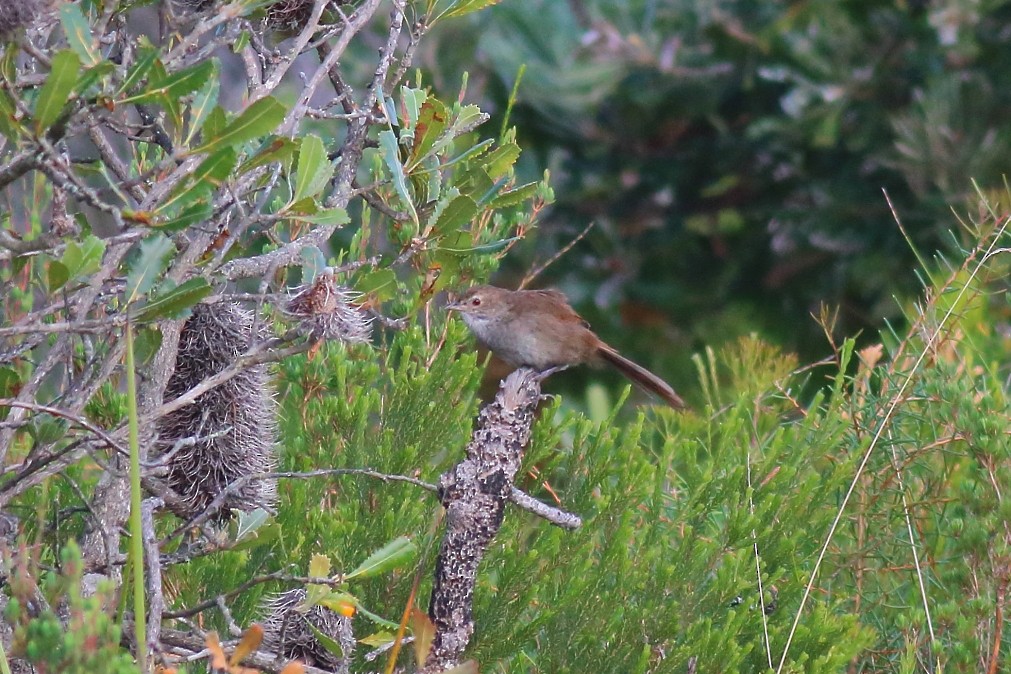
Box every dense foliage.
[0,0,1009,673]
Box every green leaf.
[378,130,415,220]
[202,105,227,141]
[345,536,416,580]
[48,261,69,292]
[359,631,395,648]
[194,96,287,154]
[288,208,349,226]
[59,4,100,67]
[439,234,519,256]
[132,326,163,365]
[184,72,220,145]
[237,136,298,174]
[489,181,538,208]
[293,134,333,203]
[0,90,20,140]
[409,98,449,166]
[125,233,174,304]
[355,268,396,297]
[0,366,23,400]
[300,246,327,282]
[481,142,520,179]
[306,621,349,660]
[161,147,237,211]
[117,47,159,96]
[59,234,106,287]
[34,50,80,133]
[155,200,212,232]
[233,507,270,541]
[431,195,477,236]
[308,553,331,579]
[443,0,503,19]
[131,277,213,323]
[75,62,115,96]
[124,60,214,105]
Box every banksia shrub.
[155,302,277,521]
[261,588,353,672]
[0,0,48,37]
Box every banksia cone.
[156,302,277,521]
[284,269,372,344]
[0,0,48,37]
[262,588,354,672]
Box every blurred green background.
[412,0,1011,387]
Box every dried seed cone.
[262,588,354,672]
[284,270,372,343]
[156,303,277,520]
[0,0,48,37]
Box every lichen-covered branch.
[423,368,543,673]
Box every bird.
[446,285,686,409]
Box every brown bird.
[446,285,686,409]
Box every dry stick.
[775,213,1011,673]
[421,368,545,673]
[518,220,595,289]
[158,628,333,674]
[142,498,165,664]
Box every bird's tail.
[597,344,687,410]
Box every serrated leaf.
[117,47,159,96]
[131,277,213,323]
[318,592,357,616]
[308,553,331,579]
[234,507,269,540]
[481,142,520,179]
[409,98,449,167]
[411,607,436,667]
[184,72,220,145]
[489,181,538,208]
[157,149,236,213]
[345,536,416,580]
[359,631,395,648]
[439,234,520,256]
[306,621,350,661]
[202,105,227,141]
[288,208,349,226]
[237,136,298,174]
[125,233,174,304]
[155,200,212,232]
[56,234,105,290]
[450,103,489,136]
[431,195,477,236]
[443,0,502,18]
[294,134,333,203]
[34,50,80,133]
[195,96,286,154]
[125,60,214,105]
[401,86,426,127]
[354,603,400,630]
[59,4,100,67]
[75,62,114,95]
[355,268,396,297]
[378,130,416,221]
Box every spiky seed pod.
[262,588,354,672]
[0,0,49,37]
[156,302,277,521]
[284,269,373,344]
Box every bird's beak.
[445,298,462,312]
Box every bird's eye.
[470,296,482,306]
